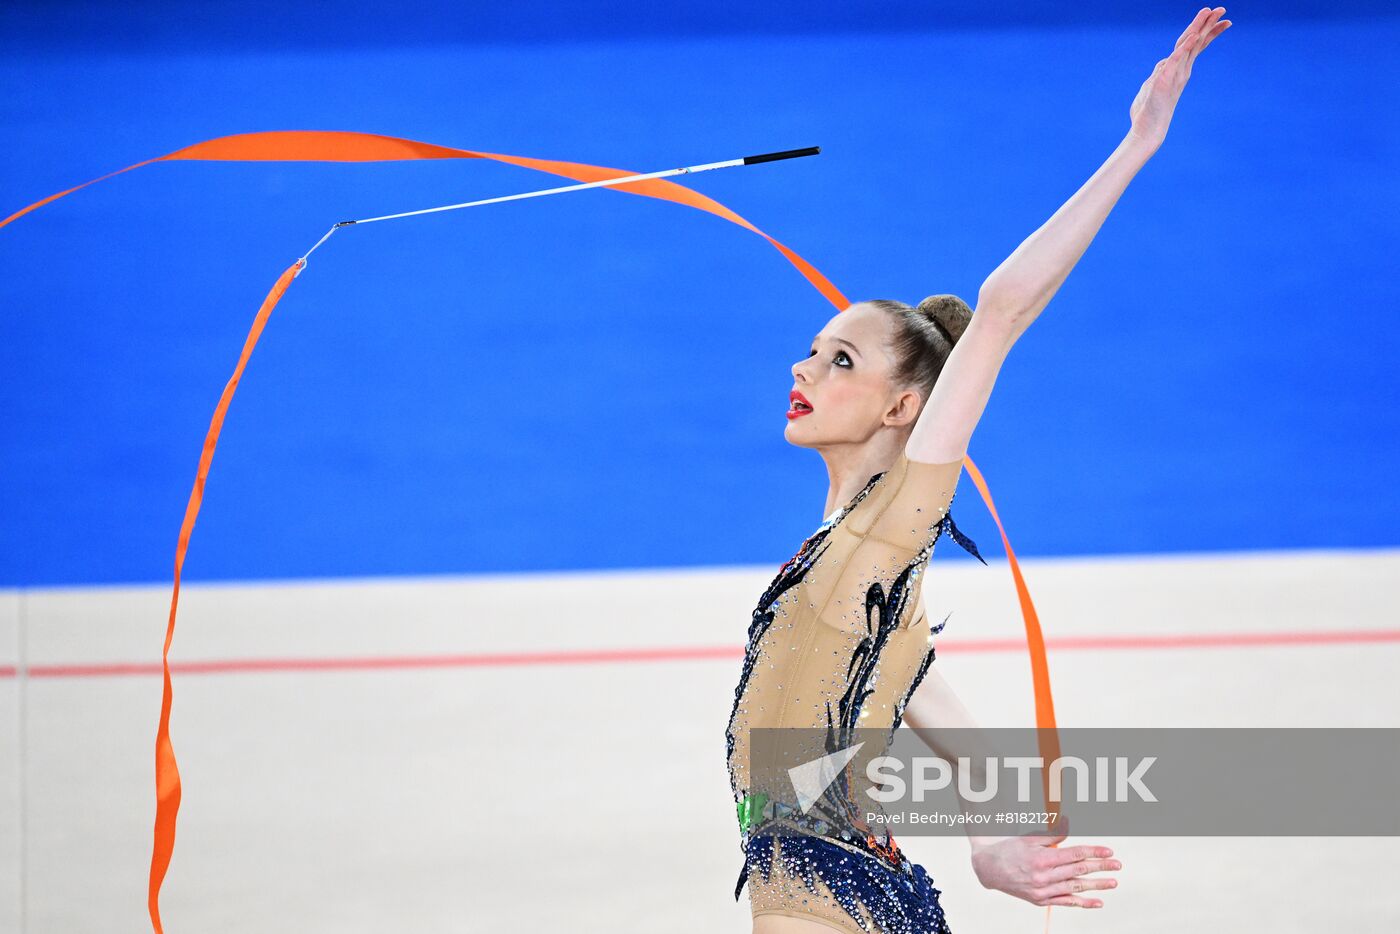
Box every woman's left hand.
[1128,7,1232,151]
[969,818,1122,909]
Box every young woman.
[725,8,1231,932]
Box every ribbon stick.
[294,145,822,271]
[1,130,1058,933]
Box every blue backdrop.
[2,2,1397,587]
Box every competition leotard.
[725,450,984,934]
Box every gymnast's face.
[785,302,918,448]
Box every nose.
[791,356,811,382]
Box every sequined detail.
[937,511,985,567]
[725,452,981,933]
[724,468,884,799]
[743,832,952,934]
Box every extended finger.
[1177,8,1220,59]
[1042,874,1118,901]
[1176,18,1218,81]
[1198,18,1232,54]
[1044,893,1105,909]
[1043,856,1123,885]
[1191,10,1227,53]
[1187,16,1230,69]
[1174,8,1212,48]
[1169,20,1207,72]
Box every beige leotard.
[726,450,968,933]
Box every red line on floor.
[5,628,1399,679]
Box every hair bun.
[915,294,973,345]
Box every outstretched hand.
[969,818,1121,909]
[1128,7,1232,150]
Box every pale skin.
[753,8,1230,931]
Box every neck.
[818,433,906,520]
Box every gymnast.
[724,8,1231,931]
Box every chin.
[782,421,817,448]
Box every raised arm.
[907,7,1231,466]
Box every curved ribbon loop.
[2,130,1058,932]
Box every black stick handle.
[743,146,820,166]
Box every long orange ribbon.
[2,130,1059,931]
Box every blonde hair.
[864,294,974,399]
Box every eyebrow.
[812,335,862,358]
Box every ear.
[883,386,922,428]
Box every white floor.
[3,548,1398,932]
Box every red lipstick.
[788,390,813,420]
